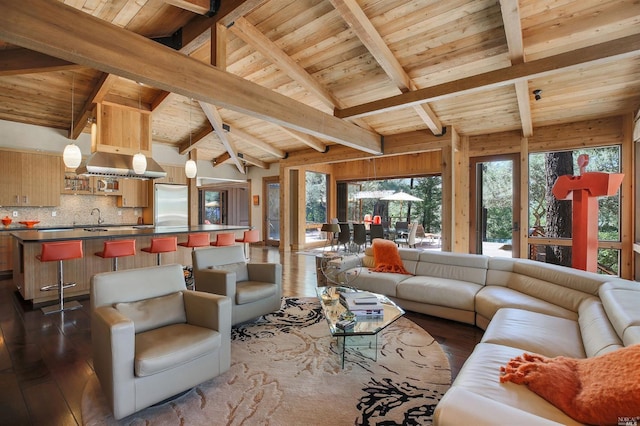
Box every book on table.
[340,292,383,316]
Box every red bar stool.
[95,239,136,271]
[235,229,259,260]
[211,233,236,247]
[178,233,211,251]
[37,240,83,315]
[141,237,177,265]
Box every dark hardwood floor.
[0,246,481,425]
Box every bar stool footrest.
[41,300,82,315]
[39,282,77,292]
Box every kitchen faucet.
[91,208,104,225]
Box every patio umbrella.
[381,191,422,220]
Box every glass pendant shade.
[132,152,147,174]
[63,143,82,169]
[185,159,197,178]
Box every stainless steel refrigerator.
[154,183,188,226]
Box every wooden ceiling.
[0,0,639,171]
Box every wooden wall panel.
[331,151,442,181]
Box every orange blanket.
[500,344,640,425]
[371,239,411,274]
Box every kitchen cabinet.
[93,177,121,195]
[62,173,94,194]
[118,179,149,207]
[156,165,187,185]
[0,151,61,206]
[0,233,13,272]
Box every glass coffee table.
[316,286,405,368]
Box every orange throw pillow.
[371,239,411,274]
[500,344,640,425]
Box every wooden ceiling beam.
[335,32,640,120]
[165,0,211,15]
[178,123,213,154]
[226,125,287,159]
[199,101,244,173]
[500,0,533,138]
[329,0,443,135]
[237,152,268,169]
[0,0,382,154]
[229,17,338,111]
[281,129,449,168]
[0,47,80,75]
[213,151,231,166]
[69,72,119,140]
[279,127,327,152]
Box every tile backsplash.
[0,195,142,227]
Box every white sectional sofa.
[344,247,640,425]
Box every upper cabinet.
[155,165,187,185]
[95,103,151,155]
[0,151,61,206]
[118,179,149,207]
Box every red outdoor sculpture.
[552,154,624,272]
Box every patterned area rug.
[81,297,451,425]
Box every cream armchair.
[90,264,232,420]
[192,245,282,326]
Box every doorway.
[470,154,520,258]
[264,176,280,247]
[200,189,226,224]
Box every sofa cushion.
[475,286,578,323]
[452,343,581,425]
[481,308,585,359]
[352,269,410,297]
[135,323,220,377]
[209,261,249,282]
[577,298,623,357]
[396,276,481,311]
[236,281,277,305]
[114,292,186,333]
[416,251,488,285]
[599,282,640,341]
[499,344,640,426]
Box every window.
[528,146,621,274]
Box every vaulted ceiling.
[0,0,639,172]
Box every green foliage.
[305,171,327,223]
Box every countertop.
[11,224,250,242]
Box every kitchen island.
[12,224,250,306]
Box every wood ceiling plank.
[279,127,326,152]
[0,48,80,76]
[0,0,382,155]
[336,32,640,119]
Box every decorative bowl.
[2,216,11,226]
[19,220,40,228]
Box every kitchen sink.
[83,227,109,232]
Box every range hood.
[76,152,167,179]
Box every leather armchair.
[192,245,282,326]
[90,264,232,420]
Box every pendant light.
[132,84,147,174]
[184,98,197,178]
[63,74,82,170]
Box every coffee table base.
[336,334,378,368]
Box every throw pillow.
[114,292,186,334]
[499,344,640,425]
[370,239,410,274]
[209,261,249,282]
